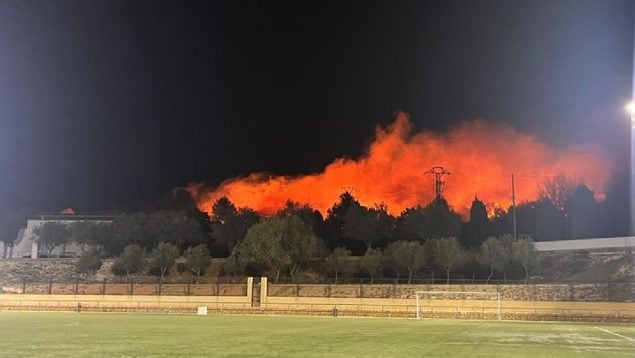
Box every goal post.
[415,290,502,321]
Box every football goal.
[414,290,502,320]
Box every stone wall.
[0,258,80,282]
[267,282,635,302]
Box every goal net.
[414,290,502,320]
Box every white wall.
[534,236,635,251]
[10,219,112,258]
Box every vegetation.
[425,237,465,284]
[233,216,321,282]
[182,244,212,282]
[35,175,618,283]
[111,244,145,277]
[33,222,70,257]
[360,248,383,284]
[324,247,351,283]
[76,246,104,277]
[148,242,180,279]
[384,240,426,284]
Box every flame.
[187,113,612,218]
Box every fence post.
[158,277,162,296]
[22,277,26,294]
[102,278,106,295]
[75,278,79,295]
[48,277,53,294]
[186,281,191,296]
[392,279,397,298]
[129,278,134,296]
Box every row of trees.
[34,206,536,283]
[79,242,211,281]
[25,175,600,282]
[230,215,537,284]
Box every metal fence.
[0,277,248,297]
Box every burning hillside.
[187,112,612,217]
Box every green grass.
[0,313,634,357]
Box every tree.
[419,198,462,240]
[149,242,180,280]
[344,203,394,253]
[223,250,245,281]
[108,213,154,255]
[33,222,70,257]
[0,207,30,258]
[360,248,383,284]
[515,199,565,241]
[460,197,491,249]
[539,174,579,211]
[426,237,465,284]
[210,197,260,254]
[69,221,113,252]
[146,211,210,250]
[183,244,212,282]
[324,192,359,249]
[384,240,426,284]
[281,216,322,283]
[76,246,104,278]
[564,185,600,239]
[496,235,515,280]
[234,216,320,283]
[325,247,351,283]
[479,237,506,283]
[394,207,428,242]
[111,244,145,277]
[276,200,326,240]
[511,237,537,283]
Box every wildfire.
[187,113,612,218]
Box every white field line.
[594,327,635,343]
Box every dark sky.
[0,0,633,213]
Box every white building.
[7,215,116,259]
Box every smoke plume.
[187,112,612,218]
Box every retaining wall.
[267,282,635,302]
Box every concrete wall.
[534,236,635,251]
[2,278,634,322]
[0,294,252,313]
[11,218,113,259]
[261,296,635,321]
[267,282,635,302]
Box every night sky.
[0,0,633,214]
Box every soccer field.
[0,313,633,357]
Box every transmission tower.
[426,166,450,200]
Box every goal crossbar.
[414,291,502,320]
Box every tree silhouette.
[539,174,579,211]
[565,185,600,239]
[210,197,260,254]
[460,197,491,249]
[394,207,428,242]
[419,198,462,240]
[344,203,394,253]
[324,192,359,250]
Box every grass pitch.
[0,313,633,357]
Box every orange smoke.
[187,113,612,218]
